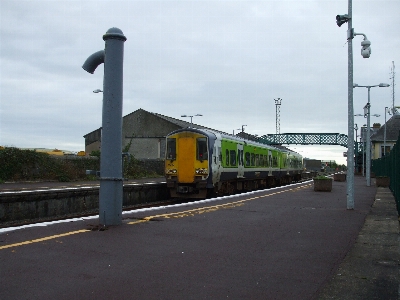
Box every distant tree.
[89,150,101,158]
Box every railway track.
[1,176,317,230]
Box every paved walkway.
[0,175,399,299]
[318,186,400,299]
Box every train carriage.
[165,128,303,198]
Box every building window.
[381,145,391,157]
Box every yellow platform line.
[128,184,312,225]
[1,183,312,249]
[0,229,90,250]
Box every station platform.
[0,175,398,299]
[0,177,165,192]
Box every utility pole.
[390,61,396,114]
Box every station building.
[83,108,214,159]
[83,109,305,163]
[370,114,400,159]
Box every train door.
[177,137,195,183]
[268,150,273,176]
[237,144,244,178]
[212,140,222,185]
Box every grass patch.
[0,147,161,182]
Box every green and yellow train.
[165,128,303,198]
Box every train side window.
[239,150,244,166]
[230,150,236,166]
[225,149,229,165]
[196,138,208,161]
[166,138,176,160]
[273,156,278,168]
[245,152,250,166]
[255,154,259,166]
[251,153,255,166]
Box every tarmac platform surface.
[1,175,399,299]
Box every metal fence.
[371,132,400,215]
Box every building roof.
[84,108,231,138]
[370,114,400,142]
[149,111,206,130]
[146,109,230,135]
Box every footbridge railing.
[258,133,362,152]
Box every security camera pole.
[336,1,355,209]
[82,28,127,226]
[336,1,371,209]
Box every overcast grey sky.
[1,0,399,165]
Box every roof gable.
[371,115,400,141]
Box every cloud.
[1,0,399,165]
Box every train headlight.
[166,168,177,174]
[195,168,208,174]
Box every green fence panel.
[372,131,400,215]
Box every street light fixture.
[353,83,390,186]
[181,114,202,128]
[93,89,103,93]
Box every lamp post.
[354,123,358,172]
[240,125,247,133]
[361,125,366,176]
[181,114,202,128]
[359,134,363,176]
[353,83,390,186]
[355,114,364,176]
[383,107,388,157]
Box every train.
[165,127,303,198]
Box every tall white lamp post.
[353,83,390,186]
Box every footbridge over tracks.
[258,133,362,153]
